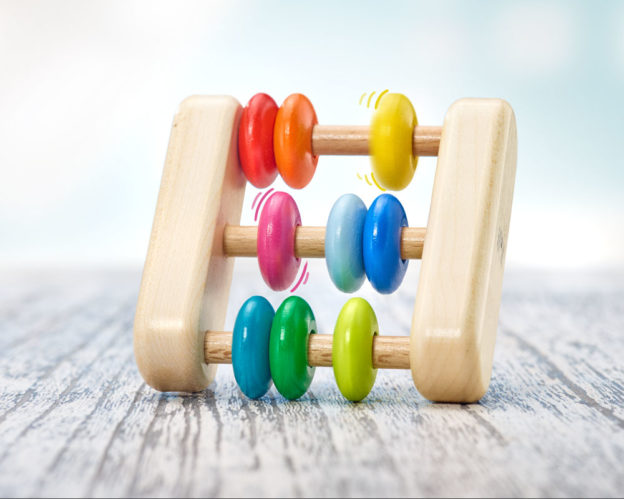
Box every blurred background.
[2,4,623,495]
[1,0,623,278]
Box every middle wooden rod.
[223,226,426,259]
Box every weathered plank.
[0,264,622,497]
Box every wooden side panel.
[134,95,245,392]
[410,98,517,402]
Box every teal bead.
[232,296,275,399]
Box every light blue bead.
[363,194,409,294]
[325,194,367,293]
[232,296,275,399]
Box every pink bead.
[257,192,301,291]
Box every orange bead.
[274,93,318,189]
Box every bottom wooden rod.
[204,330,411,370]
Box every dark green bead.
[269,296,316,400]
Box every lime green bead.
[269,296,316,400]
[332,298,378,402]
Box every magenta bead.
[257,192,301,291]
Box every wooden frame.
[133,95,517,402]
[410,99,517,402]
[134,96,246,392]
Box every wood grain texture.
[1,266,623,497]
[223,226,425,260]
[411,98,517,402]
[204,331,411,369]
[312,125,441,156]
[305,334,411,370]
[134,95,246,392]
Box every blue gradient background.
[1,0,623,269]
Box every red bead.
[238,93,279,188]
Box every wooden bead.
[238,93,279,188]
[274,94,319,189]
[363,194,409,294]
[231,296,275,399]
[257,192,301,291]
[332,298,379,401]
[325,194,367,292]
[370,93,418,190]
[269,297,316,400]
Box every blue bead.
[363,194,409,294]
[325,194,367,293]
[232,296,275,399]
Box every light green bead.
[332,298,378,402]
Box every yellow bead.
[370,93,418,191]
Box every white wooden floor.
[1,262,623,497]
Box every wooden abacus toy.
[134,92,517,403]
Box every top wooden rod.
[312,125,441,156]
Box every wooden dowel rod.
[307,334,411,369]
[204,331,411,370]
[223,226,425,260]
[312,125,441,156]
[204,330,232,364]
